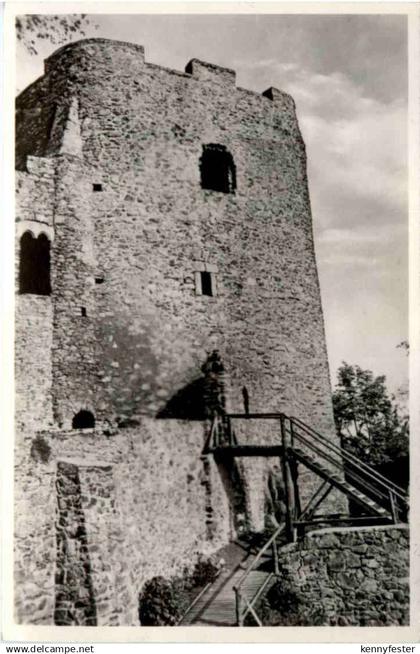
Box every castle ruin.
[14,39,407,628]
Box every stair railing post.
[235,587,243,626]
[215,413,220,448]
[290,419,295,450]
[389,489,398,523]
[280,415,296,542]
[228,415,233,446]
[272,538,279,575]
[289,418,305,536]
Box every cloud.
[243,62,407,228]
[235,58,407,229]
[233,14,407,104]
[303,100,407,230]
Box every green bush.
[139,576,182,626]
[191,556,219,587]
[138,557,221,625]
[244,575,326,626]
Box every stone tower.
[14,39,342,626]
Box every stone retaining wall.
[274,524,409,626]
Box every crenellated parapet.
[262,86,296,113]
[185,58,236,86]
[15,38,301,170]
[44,37,145,74]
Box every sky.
[16,12,409,397]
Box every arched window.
[200,144,236,194]
[19,231,51,295]
[72,410,95,430]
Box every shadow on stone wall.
[265,468,287,527]
[156,377,206,420]
[156,350,226,421]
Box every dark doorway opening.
[72,410,95,429]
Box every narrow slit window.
[201,271,213,297]
[81,307,87,317]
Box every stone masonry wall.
[15,157,56,434]
[14,448,57,625]
[15,296,53,434]
[15,419,236,625]
[276,525,409,626]
[15,76,54,171]
[50,154,105,429]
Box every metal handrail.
[225,412,407,502]
[240,571,275,626]
[233,524,286,626]
[287,425,392,506]
[291,417,407,497]
[289,417,408,503]
[218,411,407,511]
[227,412,284,419]
[234,524,285,592]
[291,416,407,497]
[214,412,408,515]
[288,423,407,516]
[176,567,222,625]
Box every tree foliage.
[139,576,181,626]
[332,362,408,466]
[16,14,93,55]
[397,340,409,354]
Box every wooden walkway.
[181,551,273,626]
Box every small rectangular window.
[194,267,218,297]
[95,277,104,284]
[93,183,103,192]
[201,271,213,297]
[81,307,87,317]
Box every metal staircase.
[290,447,389,518]
[202,411,409,625]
